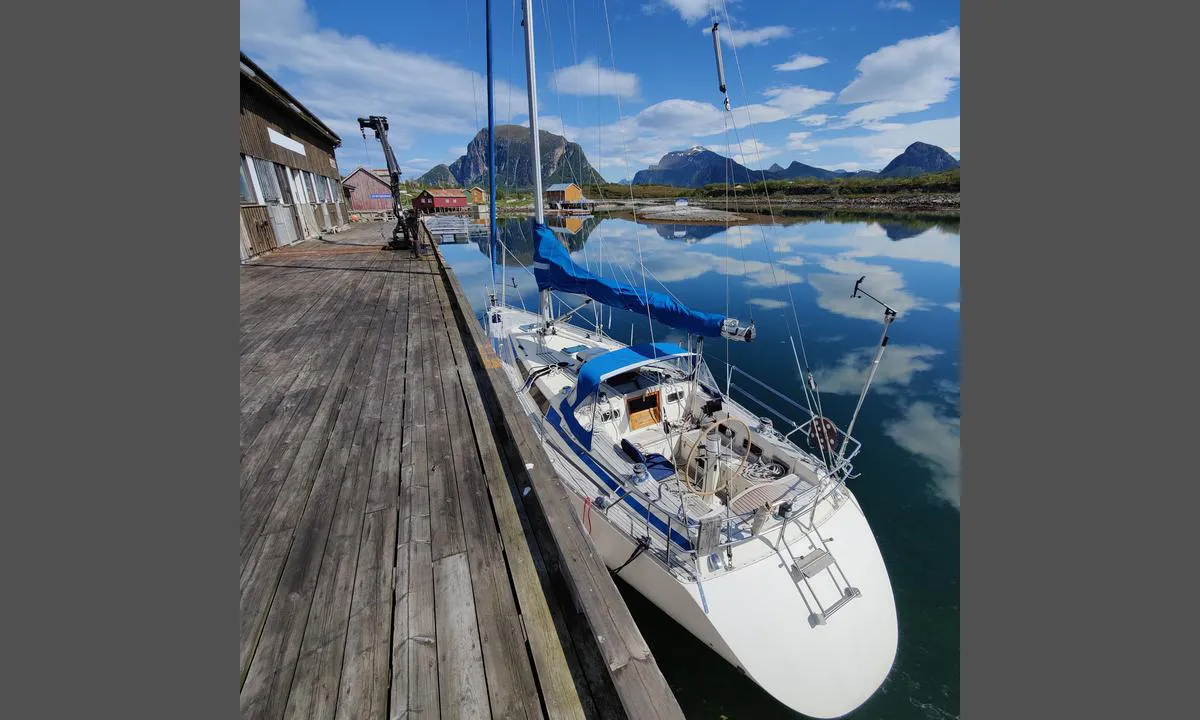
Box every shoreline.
[493,192,960,222]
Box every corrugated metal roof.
[423,189,466,197]
[546,183,578,191]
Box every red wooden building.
[412,189,467,214]
[342,166,395,211]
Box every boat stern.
[696,501,898,718]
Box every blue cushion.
[642,453,676,481]
[621,439,675,480]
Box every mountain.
[632,146,757,187]
[628,141,958,188]
[416,164,457,186]
[448,125,606,189]
[878,142,960,178]
[763,160,837,181]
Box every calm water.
[439,213,960,720]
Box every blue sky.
[241,0,959,180]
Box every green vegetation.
[584,183,700,200]
[693,169,959,198]
[697,169,959,198]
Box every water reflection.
[445,211,960,719]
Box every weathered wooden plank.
[238,263,386,667]
[422,287,467,564]
[430,274,585,720]
[240,255,384,492]
[366,266,412,513]
[428,280,547,720]
[432,552,490,719]
[391,262,427,720]
[239,273,388,716]
[335,508,395,720]
[283,259,393,720]
[434,256,686,720]
[240,253,382,444]
[406,272,440,720]
[239,529,294,677]
[239,255,385,569]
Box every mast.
[520,0,551,326]
[486,0,498,296]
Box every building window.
[252,157,282,203]
[272,162,294,204]
[303,171,318,203]
[326,176,340,203]
[314,175,329,203]
[239,159,256,204]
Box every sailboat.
[480,3,899,717]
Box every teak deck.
[239,226,684,720]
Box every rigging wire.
[710,1,829,437]
[537,0,584,186]
[598,0,656,350]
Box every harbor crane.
[357,115,416,253]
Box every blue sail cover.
[532,222,727,337]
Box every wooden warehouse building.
[342,166,395,212]
[239,52,349,260]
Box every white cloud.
[706,137,781,166]
[772,220,961,267]
[837,27,959,123]
[550,58,640,99]
[797,114,830,126]
[787,131,818,153]
[709,25,794,48]
[816,345,942,395]
[826,161,872,172]
[775,53,829,72]
[563,86,832,178]
[877,0,914,10]
[816,116,961,166]
[885,401,960,509]
[240,0,526,165]
[945,301,960,312]
[760,86,835,115]
[662,0,710,23]
[807,256,929,321]
[748,298,788,310]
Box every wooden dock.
[240,225,684,720]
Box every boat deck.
[240,234,597,720]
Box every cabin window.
[239,158,256,204]
[600,406,622,422]
[665,390,682,403]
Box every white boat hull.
[565,467,897,718]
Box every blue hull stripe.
[546,407,694,551]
